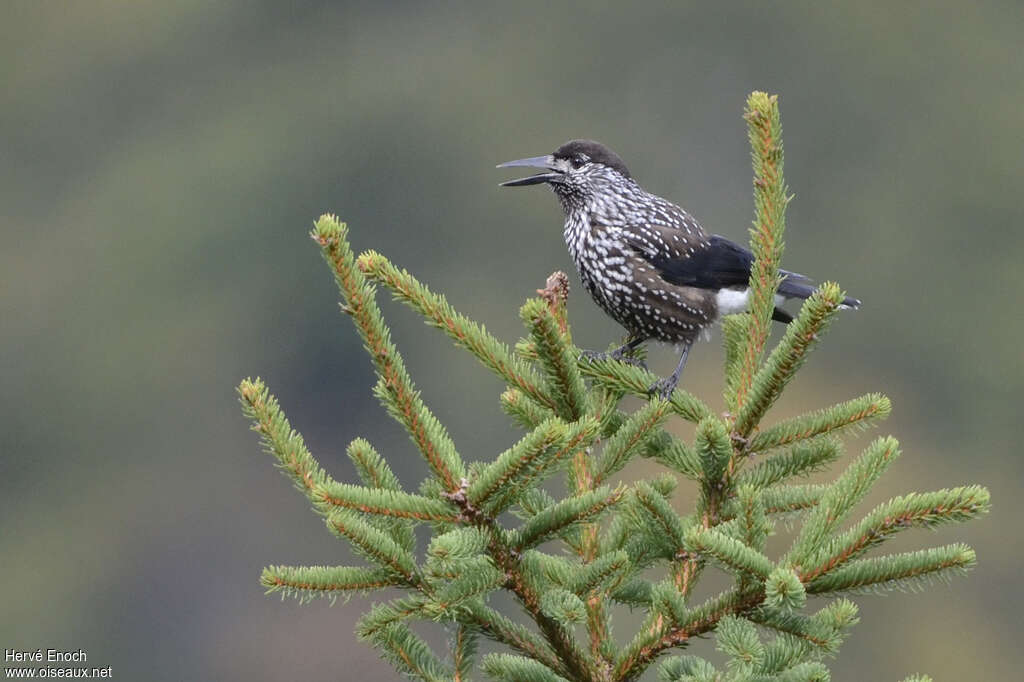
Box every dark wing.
[623,231,849,320]
[624,231,808,290]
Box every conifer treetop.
[240,92,989,681]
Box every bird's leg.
[610,336,648,368]
[580,335,647,368]
[648,338,693,400]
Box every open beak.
[496,154,561,186]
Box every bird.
[497,139,859,399]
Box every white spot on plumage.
[715,288,749,315]
[715,288,785,315]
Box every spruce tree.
[239,92,988,681]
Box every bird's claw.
[647,375,679,400]
[615,355,647,369]
[580,348,647,370]
[579,349,609,364]
[610,349,647,369]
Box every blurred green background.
[3,1,1021,679]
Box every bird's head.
[497,140,633,205]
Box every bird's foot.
[579,349,610,364]
[610,347,647,369]
[580,348,647,370]
[647,374,679,400]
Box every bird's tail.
[778,271,861,309]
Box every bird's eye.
[571,154,589,168]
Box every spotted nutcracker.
[498,139,859,398]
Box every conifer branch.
[752,662,830,682]
[695,416,733,484]
[685,526,774,580]
[735,486,771,553]
[425,526,490,566]
[346,438,417,551]
[589,385,627,436]
[540,588,588,625]
[238,377,332,513]
[788,436,901,566]
[801,486,990,582]
[317,481,460,521]
[469,418,599,515]
[578,356,712,422]
[650,582,690,626]
[512,487,623,551]
[261,565,398,601]
[760,484,827,515]
[463,601,566,675]
[609,579,654,607]
[521,298,587,421]
[615,588,766,680]
[806,544,976,594]
[358,251,559,413]
[325,509,420,581]
[482,654,571,682]
[748,393,891,453]
[733,283,844,439]
[468,418,568,509]
[633,482,694,555]
[501,388,556,429]
[644,431,702,479]
[764,566,807,611]
[658,656,720,681]
[536,270,573,339]
[346,437,401,490]
[572,550,632,596]
[423,557,505,617]
[453,624,478,682]
[443,489,600,679]
[748,600,857,655]
[715,615,766,669]
[733,92,788,414]
[519,550,575,587]
[595,399,671,484]
[722,314,751,406]
[734,438,842,489]
[514,337,541,361]
[355,594,432,641]
[504,562,601,681]
[365,622,452,682]
[313,215,464,491]
[515,487,559,521]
